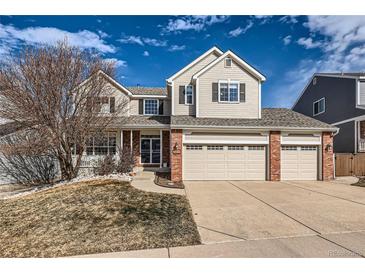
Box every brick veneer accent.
[132,130,141,166]
[162,130,170,167]
[269,131,281,181]
[122,130,131,152]
[322,132,334,181]
[170,129,183,182]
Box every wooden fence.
[335,153,365,176]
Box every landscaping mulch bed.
[154,171,184,189]
[0,179,200,257]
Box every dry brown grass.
[0,179,200,257]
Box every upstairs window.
[87,96,115,113]
[224,57,232,68]
[144,99,159,115]
[219,80,239,103]
[185,85,194,105]
[313,97,325,116]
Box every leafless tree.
[0,130,57,185]
[0,41,127,181]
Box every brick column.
[322,132,334,181]
[122,130,131,152]
[132,130,141,166]
[170,129,183,182]
[269,131,281,181]
[162,130,170,167]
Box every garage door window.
[248,146,265,150]
[228,146,245,150]
[282,146,297,151]
[301,146,317,151]
[186,145,202,150]
[207,145,224,150]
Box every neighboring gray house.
[292,73,365,153]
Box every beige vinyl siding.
[173,52,220,116]
[281,134,321,145]
[198,58,260,118]
[103,82,130,116]
[130,99,139,115]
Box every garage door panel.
[184,145,266,181]
[281,146,317,181]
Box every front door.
[141,137,160,164]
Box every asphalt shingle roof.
[108,115,170,128]
[127,86,167,96]
[170,108,337,130]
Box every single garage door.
[183,145,266,181]
[281,146,318,180]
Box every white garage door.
[183,145,266,181]
[281,146,318,180]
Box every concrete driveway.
[184,180,365,257]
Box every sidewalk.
[74,233,362,258]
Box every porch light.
[173,142,179,152]
[325,144,332,152]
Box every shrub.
[116,148,134,174]
[94,155,116,176]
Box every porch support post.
[120,130,123,151]
[130,130,133,155]
[160,129,162,168]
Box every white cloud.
[97,19,102,23]
[118,35,167,47]
[168,45,186,52]
[0,23,115,57]
[271,16,365,107]
[143,50,150,56]
[279,16,299,24]
[297,37,322,49]
[228,21,253,37]
[254,15,272,24]
[104,58,127,68]
[163,16,229,33]
[283,35,292,45]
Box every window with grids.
[248,146,265,150]
[86,132,117,155]
[228,146,245,150]
[186,145,202,150]
[219,81,239,102]
[88,96,115,113]
[301,146,317,151]
[225,58,232,67]
[144,99,159,115]
[207,145,224,150]
[185,85,193,105]
[281,146,297,151]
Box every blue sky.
[1,15,365,108]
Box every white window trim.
[184,85,194,105]
[224,57,232,68]
[143,99,159,116]
[218,79,240,104]
[313,97,325,116]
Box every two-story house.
[82,47,337,182]
[292,73,365,154]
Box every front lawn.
[0,179,200,257]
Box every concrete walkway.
[131,168,185,195]
[75,232,363,258]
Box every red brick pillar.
[162,130,170,167]
[269,131,281,181]
[170,129,182,182]
[122,130,131,152]
[322,132,334,181]
[132,130,141,166]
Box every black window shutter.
[159,100,164,115]
[179,86,185,104]
[139,99,144,115]
[240,83,246,102]
[109,97,115,113]
[212,83,218,102]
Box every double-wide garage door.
[183,145,266,181]
[281,146,318,180]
